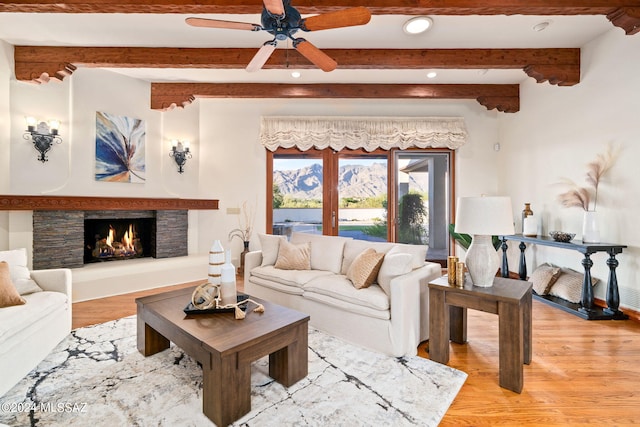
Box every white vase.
[208,240,224,284]
[220,249,237,306]
[582,211,600,243]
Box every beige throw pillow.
[529,263,561,295]
[274,240,311,270]
[258,233,287,266]
[548,268,598,304]
[346,248,385,290]
[0,261,26,308]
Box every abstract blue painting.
[95,112,146,183]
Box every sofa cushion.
[341,240,396,274]
[387,244,428,269]
[248,276,305,296]
[275,240,311,270]
[377,252,414,296]
[0,291,68,342]
[346,248,385,289]
[290,232,351,274]
[303,291,390,321]
[304,274,390,312]
[0,261,26,308]
[0,248,43,295]
[251,265,333,288]
[258,233,287,266]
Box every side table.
[428,275,532,393]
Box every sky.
[274,158,385,171]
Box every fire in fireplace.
[84,218,154,263]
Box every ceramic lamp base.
[465,234,499,287]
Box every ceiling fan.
[186,0,371,72]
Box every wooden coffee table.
[136,287,309,426]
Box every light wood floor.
[72,278,640,426]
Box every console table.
[500,234,628,320]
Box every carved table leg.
[604,251,622,315]
[578,253,595,314]
[518,242,527,280]
[501,238,509,278]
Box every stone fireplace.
[33,209,188,270]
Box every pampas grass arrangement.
[557,144,618,211]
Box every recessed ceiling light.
[426,71,437,79]
[403,16,433,35]
[291,71,301,78]
[532,20,552,32]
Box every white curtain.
[260,116,468,152]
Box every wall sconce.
[24,117,62,163]
[169,139,192,174]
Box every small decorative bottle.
[220,249,237,306]
[521,203,536,236]
[208,240,224,285]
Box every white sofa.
[244,233,442,357]
[0,249,72,398]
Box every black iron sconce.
[169,139,192,174]
[24,117,62,163]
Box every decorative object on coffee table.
[208,240,224,284]
[454,196,515,287]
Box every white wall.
[499,27,640,311]
[192,98,500,258]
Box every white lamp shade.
[454,196,515,236]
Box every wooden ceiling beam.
[0,1,637,16]
[14,46,580,86]
[150,82,520,113]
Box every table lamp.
[454,196,514,287]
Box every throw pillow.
[346,248,385,290]
[0,248,43,295]
[274,240,311,270]
[548,268,598,304]
[258,233,287,267]
[290,232,351,274]
[529,263,561,295]
[376,252,414,296]
[0,261,26,308]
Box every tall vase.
[239,240,250,275]
[208,240,224,285]
[582,211,600,243]
[220,249,237,306]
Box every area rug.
[0,316,466,426]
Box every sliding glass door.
[268,148,453,263]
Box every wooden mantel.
[0,195,218,211]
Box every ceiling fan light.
[403,16,433,35]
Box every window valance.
[259,116,467,152]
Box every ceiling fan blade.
[185,17,260,31]
[263,0,285,16]
[246,42,277,72]
[300,7,371,32]
[294,39,337,72]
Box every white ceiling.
[0,12,614,84]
